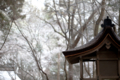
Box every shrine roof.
[62,17,120,64]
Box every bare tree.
[41,0,107,80]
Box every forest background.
[0,0,120,80]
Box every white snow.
[0,71,21,80]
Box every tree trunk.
[94,0,105,36]
[68,63,73,80]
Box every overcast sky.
[26,0,45,10]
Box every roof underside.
[63,26,120,64]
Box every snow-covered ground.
[0,71,21,80]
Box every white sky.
[26,0,45,10]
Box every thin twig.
[36,16,68,40]
[96,0,119,26]
[14,21,49,80]
[53,0,65,34]
[10,59,36,80]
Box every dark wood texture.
[99,60,118,76]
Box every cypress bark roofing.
[63,26,120,64]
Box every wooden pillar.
[80,56,83,80]
[118,49,120,80]
[96,50,100,80]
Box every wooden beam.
[99,58,118,60]
[0,64,14,71]
[83,60,96,61]
[0,64,14,68]
[96,50,100,80]
[100,76,119,78]
[0,68,14,71]
[83,78,97,80]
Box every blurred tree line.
[0,0,120,80]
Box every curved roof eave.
[63,27,120,59]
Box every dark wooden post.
[96,50,100,80]
[118,49,120,80]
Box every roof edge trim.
[65,34,120,58]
